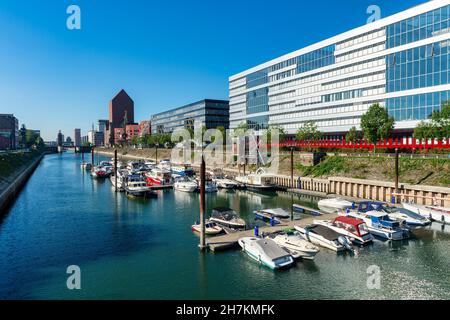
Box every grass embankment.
[296,156,450,187]
[0,150,42,180]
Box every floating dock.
[207,212,338,252]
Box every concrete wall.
[0,153,44,215]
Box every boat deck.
[207,213,338,252]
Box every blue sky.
[0,0,426,141]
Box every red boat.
[145,168,172,186]
[314,216,374,245]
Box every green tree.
[233,122,250,138]
[296,121,321,142]
[414,121,437,140]
[131,135,139,146]
[360,103,395,144]
[346,126,361,143]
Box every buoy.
[254,226,259,237]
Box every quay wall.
[0,153,45,215]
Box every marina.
[0,152,449,300]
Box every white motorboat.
[318,197,354,214]
[234,168,276,191]
[238,237,294,270]
[267,232,320,260]
[145,168,173,186]
[109,169,128,191]
[125,180,155,198]
[210,207,246,229]
[174,178,198,193]
[387,208,431,227]
[209,170,240,189]
[294,224,352,252]
[313,216,374,245]
[81,161,92,171]
[91,166,109,178]
[172,165,195,177]
[342,202,409,240]
[255,208,290,224]
[191,221,223,235]
[402,202,450,225]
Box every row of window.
[246,88,269,114]
[336,43,385,63]
[322,85,384,103]
[269,90,296,103]
[322,72,385,92]
[386,5,450,49]
[337,29,385,51]
[277,117,361,130]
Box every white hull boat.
[234,169,276,191]
[268,233,320,260]
[402,203,450,225]
[210,207,246,229]
[318,197,354,214]
[294,224,352,252]
[174,180,198,193]
[191,221,223,235]
[238,237,294,270]
[313,216,373,245]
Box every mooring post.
[91,147,94,165]
[394,148,399,204]
[114,149,118,192]
[155,145,158,163]
[199,155,206,251]
[290,147,294,189]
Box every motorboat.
[238,237,294,270]
[255,211,281,225]
[196,177,218,193]
[210,207,246,229]
[172,165,195,177]
[81,162,92,171]
[145,168,173,186]
[318,197,354,214]
[254,208,290,224]
[266,232,320,260]
[402,202,450,225]
[342,202,409,240]
[125,180,155,198]
[313,216,374,245]
[209,170,240,189]
[355,201,430,227]
[109,169,128,191]
[91,166,109,179]
[234,168,276,191]
[191,220,223,235]
[294,224,352,252]
[174,178,198,193]
[292,204,322,216]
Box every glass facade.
[245,45,335,89]
[387,40,450,92]
[151,100,229,134]
[387,90,450,121]
[246,88,269,114]
[247,115,269,130]
[387,5,450,48]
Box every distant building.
[74,129,81,147]
[63,137,74,147]
[151,99,229,134]
[126,124,139,142]
[45,141,57,147]
[106,89,134,146]
[139,120,151,137]
[113,128,125,145]
[98,120,109,133]
[0,114,19,150]
[57,131,64,147]
[81,135,89,145]
[88,130,104,147]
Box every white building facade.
[229,0,450,137]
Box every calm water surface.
[0,152,449,300]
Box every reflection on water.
[0,152,449,300]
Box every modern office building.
[74,129,81,147]
[0,114,19,150]
[106,89,134,146]
[229,0,450,138]
[98,120,109,133]
[151,99,229,134]
[88,130,104,147]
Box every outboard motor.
[338,236,354,252]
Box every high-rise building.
[88,130,104,147]
[106,89,134,146]
[151,99,229,134]
[74,129,81,147]
[229,0,450,138]
[57,131,64,147]
[0,114,19,150]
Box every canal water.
[0,152,449,300]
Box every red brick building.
[126,124,139,142]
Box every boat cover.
[255,239,289,260]
[308,224,341,241]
